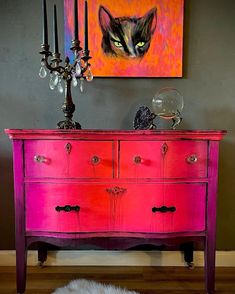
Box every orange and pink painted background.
[64,0,184,77]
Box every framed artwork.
[64,0,184,77]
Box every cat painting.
[64,0,184,77]
[98,5,157,58]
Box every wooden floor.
[0,266,235,294]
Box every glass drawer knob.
[186,154,198,164]
[34,155,46,163]
[91,155,100,165]
[133,155,142,164]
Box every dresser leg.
[38,243,48,266]
[181,242,194,268]
[16,245,27,294]
[204,236,216,294]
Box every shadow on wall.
[217,138,235,249]
[0,156,15,249]
[203,108,235,250]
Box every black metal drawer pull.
[152,206,176,213]
[55,205,80,212]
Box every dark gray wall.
[0,0,235,250]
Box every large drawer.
[25,183,206,233]
[24,140,114,178]
[119,140,208,178]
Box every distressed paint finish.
[25,183,111,232]
[25,183,206,234]
[117,183,206,233]
[5,129,225,140]
[120,140,208,178]
[24,140,114,178]
[5,129,226,294]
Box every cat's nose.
[128,50,137,58]
[125,43,136,58]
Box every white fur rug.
[52,279,140,294]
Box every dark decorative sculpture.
[133,106,156,130]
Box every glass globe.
[152,87,184,119]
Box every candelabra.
[39,0,92,129]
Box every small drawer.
[24,140,114,178]
[25,183,111,233]
[112,183,206,233]
[119,140,208,178]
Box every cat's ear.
[98,6,114,33]
[142,7,157,35]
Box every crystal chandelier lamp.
[39,0,93,129]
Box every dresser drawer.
[24,140,114,178]
[119,140,208,178]
[25,183,111,233]
[25,182,206,234]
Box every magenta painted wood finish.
[5,129,226,294]
[25,183,206,233]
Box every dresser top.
[5,129,226,141]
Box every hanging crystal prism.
[86,66,93,82]
[39,65,47,78]
[80,77,84,93]
[72,73,78,87]
[49,73,55,90]
[53,72,59,86]
[75,61,82,76]
[57,78,63,94]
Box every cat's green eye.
[114,41,123,48]
[136,41,145,48]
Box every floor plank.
[0,266,234,293]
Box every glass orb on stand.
[152,87,184,129]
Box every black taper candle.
[42,0,48,44]
[74,0,79,40]
[84,0,88,51]
[53,5,59,53]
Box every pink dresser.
[5,129,226,294]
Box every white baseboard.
[0,250,235,267]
